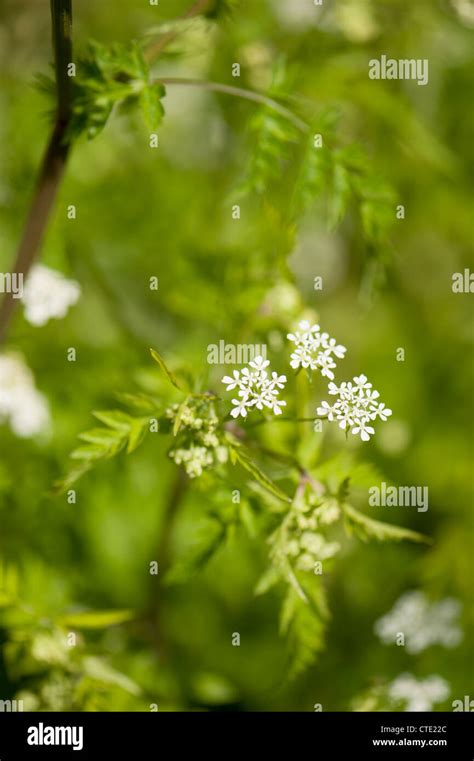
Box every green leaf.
[70,443,119,461]
[92,410,132,431]
[280,584,326,679]
[54,408,149,494]
[343,504,431,544]
[58,609,135,629]
[114,391,159,413]
[127,417,149,453]
[78,428,124,446]
[150,348,185,391]
[139,83,165,131]
[231,445,291,504]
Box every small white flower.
[317,374,392,441]
[317,400,338,422]
[222,356,287,419]
[287,320,346,375]
[22,265,81,327]
[249,355,270,371]
[351,420,375,442]
[221,371,241,391]
[230,398,250,418]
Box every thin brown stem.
[0,0,73,344]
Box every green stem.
[155,78,309,133]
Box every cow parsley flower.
[287,321,346,379]
[388,673,450,712]
[374,591,462,653]
[22,265,81,327]
[0,354,50,438]
[222,356,287,419]
[317,374,392,441]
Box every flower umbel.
[0,353,50,438]
[167,398,228,478]
[221,355,287,419]
[22,265,81,327]
[317,374,392,441]
[287,320,346,379]
[374,591,462,654]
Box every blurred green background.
[0,0,472,711]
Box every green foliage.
[228,439,292,504]
[53,408,153,493]
[343,504,430,545]
[67,40,165,140]
[1,0,471,711]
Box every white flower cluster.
[222,356,287,419]
[388,673,450,712]
[317,374,392,441]
[0,354,50,438]
[375,591,462,654]
[22,265,81,327]
[287,320,346,380]
[167,402,228,478]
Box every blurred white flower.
[272,0,323,30]
[287,321,346,379]
[170,445,213,478]
[222,355,287,419]
[375,591,463,654]
[0,354,50,438]
[22,265,81,326]
[317,375,392,441]
[388,673,450,712]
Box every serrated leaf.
[51,462,93,495]
[343,504,431,544]
[150,348,185,391]
[280,585,326,679]
[78,428,124,446]
[92,410,132,431]
[127,417,149,453]
[114,391,159,413]
[70,443,117,461]
[231,445,291,504]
